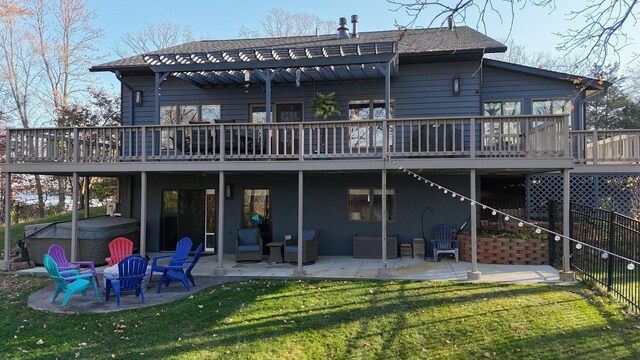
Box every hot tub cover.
[25,216,139,240]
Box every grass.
[0,207,106,255]
[1,275,639,359]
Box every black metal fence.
[551,202,640,312]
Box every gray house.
[4,18,636,278]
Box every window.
[348,188,395,221]
[532,99,572,115]
[159,104,221,149]
[249,103,302,123]
[348,99,394,147]
[483,101,522,116]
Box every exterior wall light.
[452,75,460,96]
[225,183,233,199]
[134,90,143,105]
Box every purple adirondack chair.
[47,244,99,287]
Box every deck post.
[71,172,78,262]
[378,167,390,278]
[139,172,147,257]
[3,173,11,270]
[467,169,481,280]
[559,168,575,281]
[377,64,392,279]
[84,176,90,218]
[214,171,226,275]
[294,170,305,277]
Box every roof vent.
[337,17,350,39]
[351,15,359,38]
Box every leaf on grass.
[36,339,44,345]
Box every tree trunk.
[34,175,45,218]
[57,177,66,213]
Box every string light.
[387,157,640,271]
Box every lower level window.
[348,188,395,221]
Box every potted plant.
[310,92,341,154]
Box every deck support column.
[71,172,78,262]
[3,173,11,270]
[255,69,280,155]
[377,168,390,278]
[84,176,90,218]
[214,171,226,276]
[467,169,481,280]
[294,170,305,277]
[559,168,575,281]
[139,172,147,257]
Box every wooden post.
[140,172,147,257]
[559,168,575,281]
[3,173,11,270]
[294,171,305,277]
[214,171,226,275]
[71,173,78,262]
[467,169,481,280]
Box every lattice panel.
[527,173,638,219]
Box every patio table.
[266,242,284,263]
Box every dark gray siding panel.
[119,61,483,126]
[132,172,472,256]
[481,66,582,128]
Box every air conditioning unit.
[106,201,116,216]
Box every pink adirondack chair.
[47,244,99,287]
[105,237,134,266]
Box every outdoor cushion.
[302,230,316,241]
[238,229,260,246]
[285,246,298,254]
[238,244,260,253]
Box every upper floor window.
[348,99,394,147]
[532,99,572,115]
[483,101,522,116]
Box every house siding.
[128,172,475,256]
[480,66,582,129]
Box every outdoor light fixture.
[225,184,233,199]
[134,90,143,105]
[295,69,301,87]
[452,75,460,96]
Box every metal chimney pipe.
[351,15,359,38]
[337,17,349,39]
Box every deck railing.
[571,129,640,164]
[6,115,573,164]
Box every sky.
[88,0,639,90]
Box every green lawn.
[0,207,106,255]
[1,275,639,359]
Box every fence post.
[607,210,616,292]
[548,200,556,266]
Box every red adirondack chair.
[105,237,134,266]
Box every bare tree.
[239,8,336,38]
[113,20,196,58]
[0,0,46,217]
[387,0,638,69]
[27,0,102,212]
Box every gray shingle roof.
[92,26,506,71]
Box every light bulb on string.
[430,183,434,187]
[601,252,609,259]
[554,235,561,241]
[482,206,487,209]
[518,222,523,227]
[460,197,465,202]
[451,193,456,198]
[504,216,510,221]
[444,190,448,194]
[491,210,497,216]
[628,263,636,271]
[575,243,582,249]
[535,228,541,234]
[470,202,475,206]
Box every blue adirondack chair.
[151,237,193,293]
[105,254,149,307]
[431,224,459,262]
[157,243,203,292]
[43,254,101,307]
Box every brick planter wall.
[458,234,548,265]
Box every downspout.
[114,70,135,125]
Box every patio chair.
[105,254,148,307]
[431,224,459,262]
[284,229,320,264]
[151,237,193,293]
[43,254,101,307]
[47,244,99,286]
[157,243,203,292]
[105,237,134,266]
[236,228,263,262]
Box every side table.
[266,242,284,263]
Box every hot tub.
[25,216,140,266]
